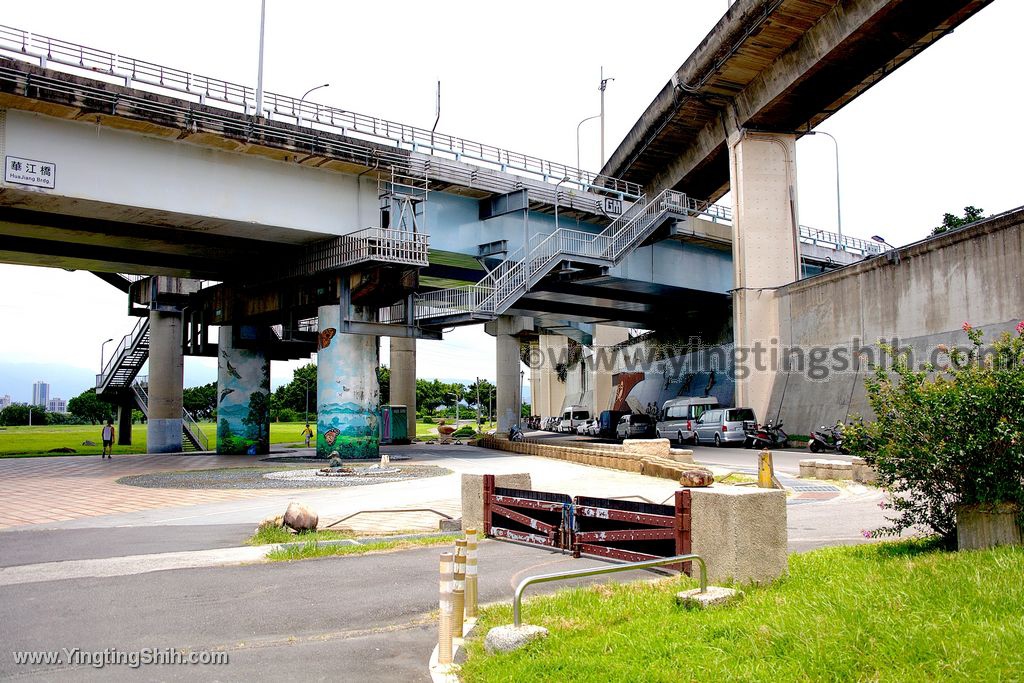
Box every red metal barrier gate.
[483,475,692,574]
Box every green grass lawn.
[461,540,1024,682]
[266,533,459,561]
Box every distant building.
[47,397,67,414]
[0,394,11,411]
[32,381,50,407]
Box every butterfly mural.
[323,427,341,446]
[318,327,337,351]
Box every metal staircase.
[385,189,692,326]
[95,317,150,395]
[132,378,210,451]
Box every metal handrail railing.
[96,317,149,390]
[513,553,707,626]
[798,225,882,255]
[181,407,209,451]
[0,23,642,201]
[131,377,209,451]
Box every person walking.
[301,423,314,448]
[101,419,116,458]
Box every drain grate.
[790,485,840,492]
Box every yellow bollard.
[453,539,467,638]
[758,449,780,488]
[465,529,479,618]
[438,552,454,665]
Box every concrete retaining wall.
[768,208,1024,434]
[798,458,877,484]
[476,436,695,482]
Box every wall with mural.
[315,305,381,459]
[216,327,271,455]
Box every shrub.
[422,416,434,424]
[845,322,1024,546]
[452,425,476,438]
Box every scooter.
[508,424,525,442]
[808,423,846,453]
[748,420,790,449]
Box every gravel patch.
[117,464,449,490]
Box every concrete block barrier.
[690,487,787,584]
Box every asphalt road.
[0,541,666,681]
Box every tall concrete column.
[316,304,380,459]
[728,130,800,420]
[147,311,184,453]
[116,400,133,446]
[216,326,271,455]
[593,325,628,413]
[389,336,417,437]
[485,316,532,433]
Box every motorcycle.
[747,420,790,449]
[808,423,846,454]
[508,424,525,442]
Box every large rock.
[283,502,318,532]
[680,469,714,488]
[484,624,548,653]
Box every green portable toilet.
[381,405,409,445]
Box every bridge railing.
[798,225,882,255]
[95,316,149,391]
[0,23,641,201]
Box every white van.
[559,406,591,433]
[655,397,719,445]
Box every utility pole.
[475,377,481,428]
[255,0,267,118]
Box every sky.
[1,0,1022,403]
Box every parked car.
[615,413,655,440]
[576,418,596,435]
[693,407,758,447]
[655,397,719,445]
[597,410,630,439]
[586,419,601,437]
[543,417,560,431]
[559,406,591,433]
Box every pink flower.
[861,529,872,539]
[1016,320,1024,335]
[962,322,972,332]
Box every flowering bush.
[845,323,1024,546]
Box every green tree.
[931,205,985,236]
[377,365,390,405]
[417,378,448,414]
[183,382,217,420]
[272,363,317,416]
[242,392,270,448]
[0,403,49,426]
[465,379,496,411]
[67,388,114,424]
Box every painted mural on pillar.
[316,305,380,459]
[216,331,271,455]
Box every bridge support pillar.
[116,400,133,446]
[389,337,417,438]
[316,304,380,459]
[486,316,532,433]
[728,130,800,420]
[216,326,271,455]
[147,311,184,453]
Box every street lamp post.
[806,130,843,249]
[301,377,313,424]
[599,67,614,166]
[99,337,114,373]
[255,0,266,118]
[296,83,329,128]
[576,114,601,179]
[871,235,901,264]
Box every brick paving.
[0,454,286,529]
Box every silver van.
[693,407,757,447]
[656,397,719,445]
[559,406,591,433]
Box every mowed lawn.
[0,421,487,456]
[461,540,1024,682]
[0,422,311,457]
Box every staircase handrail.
[96,317,149,390]
[182,408,210,451]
